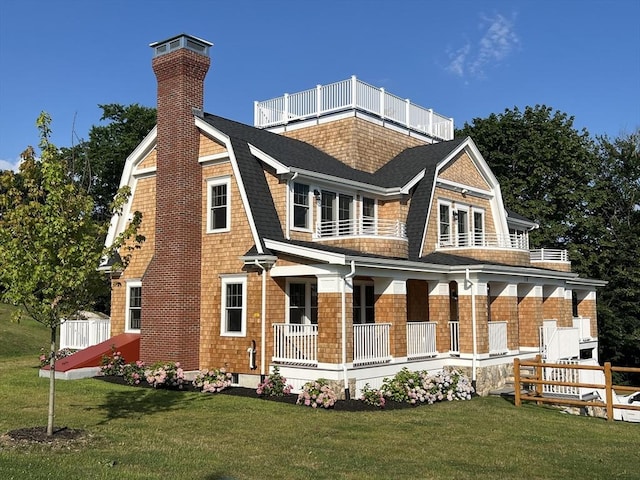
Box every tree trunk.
[47,324,56,436]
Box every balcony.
[438,232,529,251]
[315,218,406,240]
[254,76,454,141]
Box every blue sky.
[1,0,639,171]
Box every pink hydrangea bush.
[297,379,338,409]
[360,383,386,408]
[122,360,146,385]
[99,347,126,376]
[256,366,292,397]
[193,368,233,393]
[39,347,77,367]
[145,361,185,389]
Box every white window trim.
[125,280,142,333]
[290,182,313,233]
[360,196,378,235]
[220,274,247,337]
[353,281,375,324]
[472,207,485,246]
[286,279,317,325]
[206,176,231,233]
[438,199,453,246]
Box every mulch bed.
[95,375,413,412]
[0,426,92,449]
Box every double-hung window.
[126,281,142,332]
[207,177,230,233]
[221,275,247,336]
[292,183,310,230]
[438,202,452,246]
[288,281,318,325]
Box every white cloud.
[0,156,22,172]
[445,13,519,80]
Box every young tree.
[0,113,143,436]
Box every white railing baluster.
[272,324,318,366]
[406,322,437,359]
[353,323,391,366]
[449,321,460,355]
[488,321,508,355]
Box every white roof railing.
[254,76,454,141]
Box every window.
[221,275,247,336]
[362,197,376,234]
[126,282,142,332]
[320,190,353,237]
[353,284,375,324]
[207,177,230,233]
[439,203,451,245]
[473,210,485,246]
[292,183,310,229]
[457,208,469,246]
[288,281,318,324]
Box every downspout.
[341,260,356,400]
[466,268,478,390]
[254,259,268,377]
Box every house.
[102,34,605,397]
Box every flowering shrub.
[193,368,233,393]
[121,360,146,385]
[360,383,386,408]
[39,347,77,367]
[374,367,474,407]
[297,379,338,409]
[99,347,126,376]
[256,366,292,397]
[145,361,186,389]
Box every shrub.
[379,367,474,405]
[297,379,338,409]
[99,347,126,376]
[380,367,424,403]
[360,383,386,408]
[39,347,77,367]
[121,360,146,386]
[256,366,292,397]
[193,368,233,393]
[145,361,186,389]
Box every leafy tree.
[0,112,143,436]
[457,105,598,253]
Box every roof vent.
[150,34,212,58]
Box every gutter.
[466,268,478,389]
[341,260,356,400]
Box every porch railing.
[353,323,391,366]
[530,248,569,263]
[59,318,111,350]
[488,321,508,355]
[315,218,406,239]
[272,324,318,366]
[448,321,460,355]
[406,322,438,359]
[254,76,454,141]
[438,232,529,250]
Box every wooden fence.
[514,355,640,421]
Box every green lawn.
[1,307,638,480]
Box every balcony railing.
[353,323,392,366]
[316,218,406,239]
[254,76,454,141]
[438,232,529,250]
[449,321,460,355]
[60,318,111,350]
[272,324,318,366]
[407,322,438,359]
[572,317,593,341]
[530,248,569,263]
[488,321,508,355]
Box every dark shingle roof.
[202,113,470,261]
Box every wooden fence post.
[605,362,613,422]
[535,354,543,405]
[514,358,521,407]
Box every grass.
[1,307,638,479]
[0,303,50,358]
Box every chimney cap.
[150,34,213,58]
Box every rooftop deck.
[254,76,454,141]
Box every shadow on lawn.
[90,385,193,425]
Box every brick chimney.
[141,34,212,370]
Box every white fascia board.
[435,178,493,199]
[290,168,402,197]
[506,214,539,230]
[247,144,290,174]
[270,264,339,277]
[103,126,157,254]
[399,169,425,194]
[263,239,346,265]
[196,116,264,254]
[199,152,229,165]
